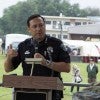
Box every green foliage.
[0,0,100,35]
[0,53,22,100]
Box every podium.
[2,75,63,100]
[2,58,64,100]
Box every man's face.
[90,60,94,64]
[28,17,46,41]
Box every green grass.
[0,53,100,100]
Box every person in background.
[71,64,82,92]
[1,40,5,54]
[4,14,71,100]
[87,58,98,83]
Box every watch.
[46,60,52,66]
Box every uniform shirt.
[11,35,70,99]
[11,35,70,76]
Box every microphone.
[30,39,39,76]
[34,40,39,53]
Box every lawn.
[0,53,100,100]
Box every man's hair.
[27,14,45,27]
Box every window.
[63,35,68,39]
[52,34,56,38]
[83,22,87,25]
[58,34,61,39]
[64,22,70,25]
[53,21,57,28]
[88,22,93,24]
[46,21,51,24]
[75,22,81,26]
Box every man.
[87,58,98,83]
[4,14,71,100]
[1,40,5,54]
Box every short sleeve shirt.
[12,35,70,76]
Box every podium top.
[25,58,42,62]
[2,75,63,90]
[25,58,43,65]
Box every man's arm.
[96,65,98,74]
[4,44,18,72]
[34,53,71,73]
[45,61,70,73]
[4,56,14,72]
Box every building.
[68,23,100,41]
[43,15,100,62]
[43,15,97,40]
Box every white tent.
[62,39,84,47]
[80,41,100,57]
[62,40,100,57]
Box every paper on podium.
[25,58,42,64]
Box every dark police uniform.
[12,35,70,100]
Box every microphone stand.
[47,52,53,100]
[25,39,39,76]
[47,52,54,77]
[48,52,60,100]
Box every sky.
[0,0,100,17]
[0,0,26,17]
[69,0,100,9]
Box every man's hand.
[7,44,18,59]
[34,53,46,66]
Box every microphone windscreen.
[34,40,39,53]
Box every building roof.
[43,15,90,20]
[68,23,100,35]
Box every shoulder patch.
[60,43,66,51]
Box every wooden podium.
[2,58,64,100]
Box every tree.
[0,0,100,35]
[84,7,100,16]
